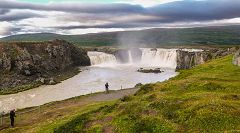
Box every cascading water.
[87,52,117,66]
[140,48,177,69]
[88,49,178,69]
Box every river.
[0,48,179,112]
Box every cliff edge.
[0,39,90,94]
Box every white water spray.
[128,50,133,64]
[140,48,177,69]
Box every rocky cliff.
[176,50,210,70]
[176,48,237,70]
[233,50,240,66]
[0,39,90,93]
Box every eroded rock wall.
[176,48,237,70]
[176,50,210,70]
[0,39,90,89]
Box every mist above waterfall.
[117,30,155,48]
[115,29,180,68]
[116,28,183,48]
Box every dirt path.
[82,88,138,101]
[0,88,139,132]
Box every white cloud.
[0,0,240,37]
[118,0,182,7]
[146,17,240,28]
[0,21,14,37]
[65,27,151,35]
[110,14,160,22]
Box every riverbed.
[0,64,177,112]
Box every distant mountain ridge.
[1,25,240,46]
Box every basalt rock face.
[0,39,90,89]
[176,50,210,70]
[233,50,240,66]
[176,48,237,70]
[0,53,11,71]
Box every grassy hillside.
[1,55,239,133]
[51,55,240,132]
[1,25,240,46]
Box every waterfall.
[140,48,177,69]
[87,52,117,66]
[88,49,178,69]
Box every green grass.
[35,102,116,133]
[0,101,116,133]
[49,55,240,133]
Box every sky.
[0,0,240,37]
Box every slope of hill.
[1,55,239,133]
[1,25,240,46]
[51,55,240,132]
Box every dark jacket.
[105,83,109,89]
[10,111,16,119]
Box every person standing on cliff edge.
[105,82,109,94]
[10,109,16,127]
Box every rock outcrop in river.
[0,39,90,91]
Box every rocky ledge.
[0,39,90,94]
[176,47,237,70]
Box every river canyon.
[0,48,184,112]
[1,45,232,112]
